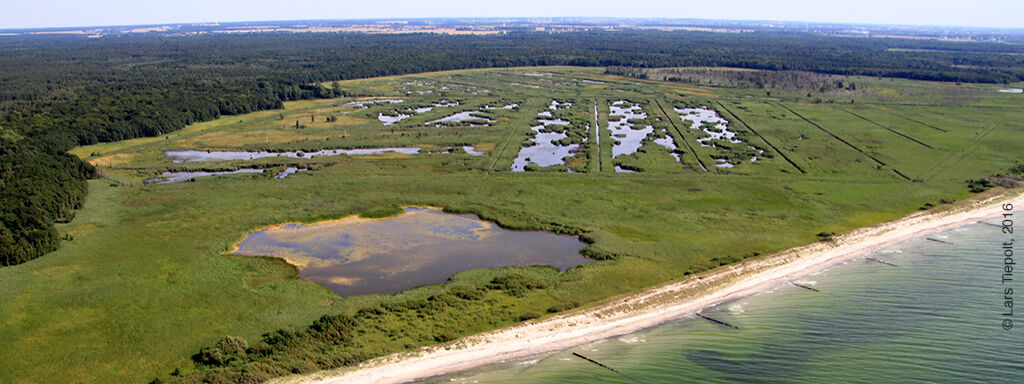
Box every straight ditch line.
[776,102,910,181]
[654,99,708,172]
[594,100,602,172]
[715,101,806,174]
[838,108,934,149]
[917,123,996,181]
[490,98,541,172]
[868,105,947,133]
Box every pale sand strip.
[278,192,1021,384]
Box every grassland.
[3,66,1023,383]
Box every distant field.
[4,66,1023,383]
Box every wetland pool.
[232,207,591,296]
[164,147,421,162]
[512,100,582,171]
[144,168,264,184]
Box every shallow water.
[613,166,635,173]
[427,111,496,126]
[675,107,741,147]
[233,208,590,297]
[342,99,404,108]
[549,100,573,110]
[676,107,763,165]
[608,101,653,161]
[378,113,411,125]
[653,135,681,162]
[512,102,581,172]
[165,147,421,162]
[410,101,459,114]
[715,159,735,168]
[425,215,1022,383]
[144,168,264,184]
[274,167,306,179]
[462,146,486,156]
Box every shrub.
[451,286,484,300]
[486,274,547,297]
[310,314,357,342]
[193,336,248,367]
[434,332,458,342]
[548,301,580,313]
[1011,161,1024,174]
[519,312,542,321]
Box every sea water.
[424,215,1022,383]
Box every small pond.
[378,113,411,125]
[462,146,486,156]
[426,111,496,126]
[274,167,307,179]
[341,99,405,108]
[232,207,591,297]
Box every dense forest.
[2,30,1024,265]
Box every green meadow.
[2,66,1022,383]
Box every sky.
[2,0,1022,30]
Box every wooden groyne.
[865,257,898,267]
[695,313,740,329]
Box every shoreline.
[276,191,1021,384]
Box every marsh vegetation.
[4,65,1023,384]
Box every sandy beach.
[277,191,1021,384]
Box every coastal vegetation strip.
[282,192,1021,384]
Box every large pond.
[165,147,421,162]
[232,207,591,296]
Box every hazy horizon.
[2,0,1022,30]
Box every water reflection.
[233,207,591,296]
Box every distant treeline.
[607,67,863,92]
[2,30,1024,265]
